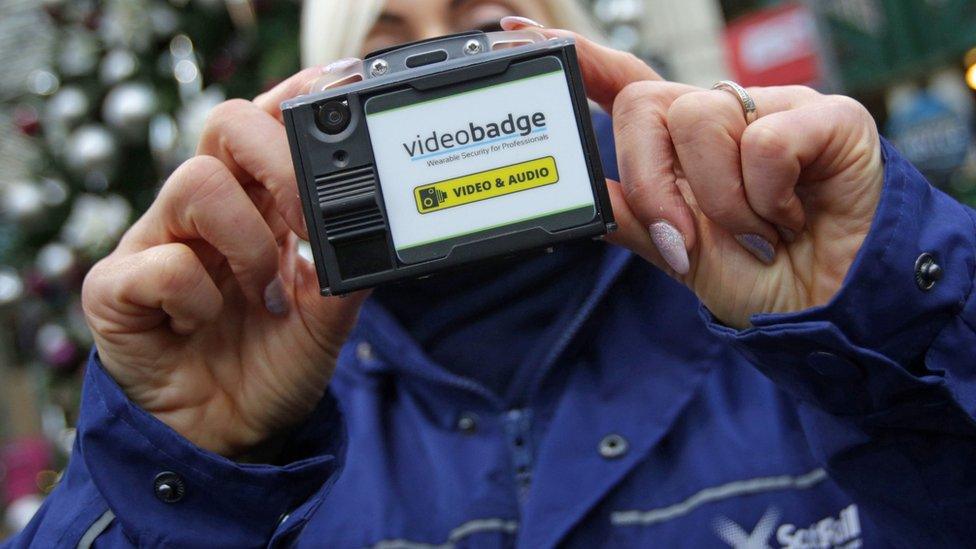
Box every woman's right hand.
[81,67,367,459]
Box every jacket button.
[599,434,628,459]
[153,471,185,503]
[915,253,943,291]
[457,412,479,434]
[356,341,374,362]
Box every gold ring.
[712,80,758,125]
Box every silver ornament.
[36,322,78,367]
[35,243,75,280]
[100,48,138,85]
[150,5,180,37]
[5,495,44,534]
[58,28,100,77]
[60,193,132,254]
[0,267,24,306]
[149,113,183,170]
[40,178,70,207]
[26,69,60,96]
[64,124,117,181]
[0,180,45,223]
[102,82,158,139]
[45,86,89,128]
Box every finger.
[121,156,281,305]
[197,99,307,239]
[667,90,780,263]
[252,65,330,122]
[83,243,223,336]
[293,254,370,352]
[500,17,661,112]
[603,179,668,268]
[740,95,879,237]
[244,184,292,244]
[710,85,821,241]
[611,79,700,275]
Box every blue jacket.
[7,116,976,548]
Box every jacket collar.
[351,244,635,408]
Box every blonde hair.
[301,0,604,67]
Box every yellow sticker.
[414,156,559,214]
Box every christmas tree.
[0,0,302,535]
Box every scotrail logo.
[714,505,862,549]
[713,507,781,549]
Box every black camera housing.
[282,31,614,296]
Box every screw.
[370,58,389,76]
[464,39,482,55]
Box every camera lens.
[315,100,351,134]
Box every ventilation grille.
[314,165,384,241]
[323,209,385,240]
[316,166,376,205]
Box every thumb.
[294,254,369,352]
[602,179,679,275]
[500,17,661,112]
[275,232,367,353]
[294,258,368,353]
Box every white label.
[364,64,595,260]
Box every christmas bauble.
[150,5,180,37]
[45,86,89,129]
[39,178,70,207]
[60,193,132,254]
[26,69,60,96]
[58,28,100,77]
[99,48,138,85]
[0,181,45,223]
[64,124,117,180]
[4,490,43,533]
[0,267,25,306]
[36,322,78,368]
[149,113,183,170]
[35,243,75,280]
[102,82,158,139]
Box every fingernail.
[649,221,690,275]
[263,275,289,316]
[777,226,796,243]
[735,234,776,264]
[322,58,359,73]
[500,16,544,29]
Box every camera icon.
[418,187,448,211]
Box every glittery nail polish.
[649,221,690,275]
[735,234,775,264]
[264,275,289,316]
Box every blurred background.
[0,0,974,538]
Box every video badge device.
[282,30,614,295]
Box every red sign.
[724,3,823,87]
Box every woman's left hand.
[502,18,884,329]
